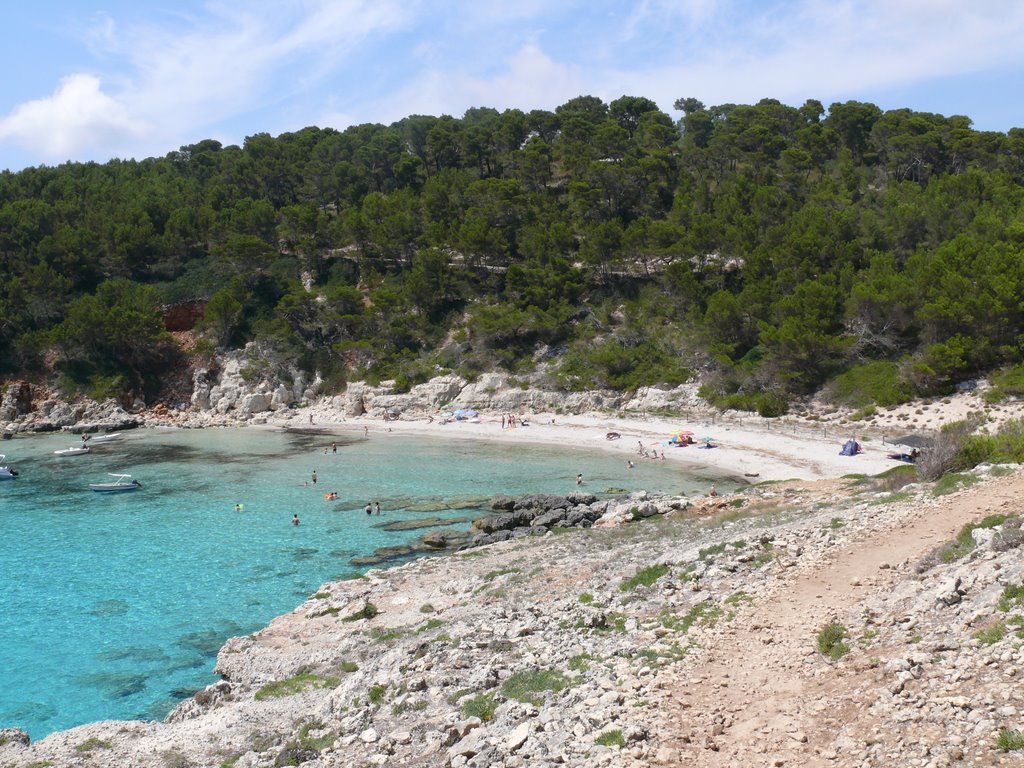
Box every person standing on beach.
[709,485,717,497]
[311,470,317,485]
[332,442,337,454]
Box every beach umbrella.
[671,429,694,436]
[701,436,717,443]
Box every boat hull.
[89,483,141,493]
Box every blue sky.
[2,0,1024,172]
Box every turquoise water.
[0,427,715,739]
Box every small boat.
[54,445,91,456]
[89,473,142,492]
[84,432,123,444]
[0,455,18,480]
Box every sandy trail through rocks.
[658,474,1024,767]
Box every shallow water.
[0,427,717,738]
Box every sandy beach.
[290,406,898,483]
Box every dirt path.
[660,473,1024,766]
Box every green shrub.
[958,419,1024,468]
[619,564,669,591]
[342,602,378,622]
[985,365,1024,404]
[367,684,387,705]
[816,622,850,660]
[460,693,498,722]
[501,669,571,705]
[595,729,626,747]
[824,361,912,408]
[578,592,594,604]
[700,388,789,417]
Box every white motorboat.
[84,433,123,444]
[54,445,91,456]
[0,455,17,480]
[89,473,142,492]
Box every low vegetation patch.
[816,622,850,660]
[998,584,1024,612]
[460,692,498,722]
[924,514,1010,566]
[823,361,913,409]
[595,729,626,748]
[973,622,1007,646]
[660,601,723,634]
[296,721,335,751]
[501,669,572,705]
[997,728,1024,751]
[342,602,378,622]
[932,472,981,496]
[254,673,340,700]
[484,567,522,581]
[75,737,113,753]
[619,564,669,591]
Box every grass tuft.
[619,564,669,591]
[595,729,626,748]
[501,669,572,705]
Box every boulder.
[935,576,966,606]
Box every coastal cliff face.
[4,465,1024,767]
[3,347,707,435]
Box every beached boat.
[0,455,17,480]
[53,445,91,456]
[89,473,142,492]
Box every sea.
[0,426,718,739]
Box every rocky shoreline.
[4,461,1024,767]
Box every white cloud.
[0,0,413,163]
[0,73,148,160]
[361,43,583,124]
[597,0,1024,113]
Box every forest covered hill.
[3,95,1024,415]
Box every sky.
[2,0,1024,172]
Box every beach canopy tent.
[452,408,478,420]
[891,434,933,449]
[839,439,861,456]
